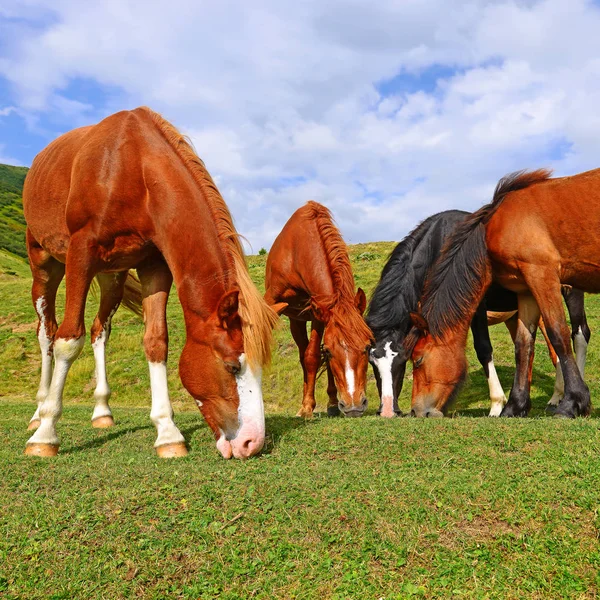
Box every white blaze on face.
[486,358,506,417]
[345,351,355,397]
[229,353,265,459]
[372,341,397,418]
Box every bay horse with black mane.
[408,168,597,419]
[265,202,373,417]
[23,107,278,459]
[367,210,589,417]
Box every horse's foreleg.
[26,230,65,431]
[501,294,540,417]
[326,363,340,416]
[25,234,94,456]
[89,272,128,428]
[472,302,506,416]
[138,261,186,457]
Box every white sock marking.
[548,358,564,406]
[149,361,185,448]
[574,326,587,377]
[486,358,507,417]
[27,336,85,446]
[371,342,398,418]
[91,329,113,421]
[32,297,53,424]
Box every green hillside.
[0,163,28,259]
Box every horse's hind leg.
[539,316,564,408]
[26,230,65,430]
[522,269,590,417]
[25,234,96,456]
[89,272,128,428]
[500,294,540,417]
[564,288,590,377]
[137,260,187,458]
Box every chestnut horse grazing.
[408,168,596,418]
[23,107,277,459]
[265,202,373,417]
[367,210,589,418]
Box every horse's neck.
[149,190,234,321]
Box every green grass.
[2,242,600,598]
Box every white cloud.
[1,0,600,248]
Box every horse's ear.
[271,302,288,316]
[310,298,330,323]
[217,290,240,329]
[409,312,429,333]
[354,288,367,315]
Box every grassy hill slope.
[0,163,28,259]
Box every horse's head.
[312,288,372,417]
[368,329,406,418]
[179,289,265,459]
[407,312,467,417]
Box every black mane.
[366,210,469,339]
[420,169,553,338]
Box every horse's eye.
[414,356,424,369]
[224,360,241,375]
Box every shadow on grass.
[261,414,319,455]
[62,424,153,454]
[452,364,600,419]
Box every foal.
[265,202,373,417]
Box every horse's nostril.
[361,397,367,407]
[410,409,416,417]
[339,400,347,409]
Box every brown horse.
[408,168,596,418]
[23,107,278,459]
[265,202,373,417]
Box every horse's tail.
[366,213,445,335]
[89,271,144,318]
[121,272,144,317]
[420,169,552,338]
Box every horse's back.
[487,168,600,291]
[23,109,159,262]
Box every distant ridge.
[0,163,28,259]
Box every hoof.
[25,443,59,457]
[296,408,314,419]
[27,419,41,431]
[545,404,557,414]
[92,415,115,428]
[327,405,341,417]
[500,403,529,418]
[155,442,188,458]
[553,411,575,419]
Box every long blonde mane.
[139,107,278,367]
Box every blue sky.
[1,0,599,249]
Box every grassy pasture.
[1,243,600,599]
